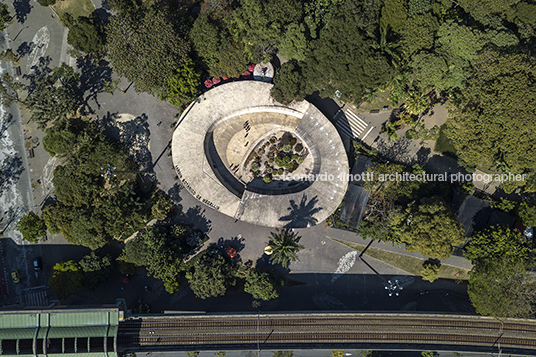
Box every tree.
[421,260,440,282]
[0,3,11,31]
[78,252,112,288]
[380,0,408,34]
[244,270,280,300]
[151,192,176,221]
[394,197,465,259]
[63,13,106,54]
[407,0,431,16]
[403,89,429,115]
[436,20,486,63]
[266,228,304,268]
[0,73,24,107]
[23,63,81,129]
[186,248,236,299]
[48,261,83,299]
[271,62,306,105]
[17,212,47,243]
[399,13,439,58]
[167,58,201,107]
[278,23,308,62]
[468,257,536,318]
[0,49,20,64]
[463,226,530,265]
[107,8,189,97]
[517,202,536,227]
[379,120,400,143]
[445,51,536,177]
[123,225,189,293]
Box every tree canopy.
[244,270,280,300]
[266,228,304,268]
[17,212,47,244]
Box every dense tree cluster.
[62,12,106,55]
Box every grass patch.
[356,90,392,112]
[331,238,469,281]
[434,123,457,157]
[53,0,94,20]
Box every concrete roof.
[171,81,349,228]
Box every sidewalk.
[325,226,473,271]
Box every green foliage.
[37,0,56,6]
[186,352,200,357]
[78,252,112,288]
[437,20,486,62]
[279,23,308,61]
[251,162,260,172]
[517,202,536,226]
[42,117,89,156]
[17,212,47,244]
[409,52,466,91]
[421,260,440,282]
[23,63,81,129]
[123,225,194,293]
[63,12,106,54]
[282,144,292,153]
[399,13,439,58]
[244,269,280,300]
[331,351,345,357]
[190,14,247,78]
[393,196,465,259]
[48,261,83,299]
[214,352,226,357]
[405,124,440,141]
[0,49,20,63]
[445,51,536,175]
[151,193,176,221]
[0,3,10,31]
[407,0,431,16]
[380,0,408,34]
[0,73,24,107]
[107,7,189,97]
[266,228,304,268]
[468,257,536,318]
[379,121,400,143]
[168,58,201,107]
[186,247,236,299]
[272,352,293,357]
[263,175,272,184]
[403,89,429,115]
[490,197,517,213]
[464,226,530,265]
[271,61,306,105]
[421,352,435,357]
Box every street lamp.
[359,240,403,297]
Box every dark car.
[33,258,42,272]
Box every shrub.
[278,168,284,175]
[517,202,536,226]
[268,158,274,164]
[295,143,303,152]
[277,143,283,149]
[267,168,272,173]
[244,269,280,300]
[283,144,292,153]
[263,175,272,184]
[289,137,297,146]
[251,162,260,171]
[288,161,299,173]
[297,156,305,164]
[38,0,56,5]
[421,261,440,282]
[270,145,276,152]
[270,137,276,144]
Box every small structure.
[253,62,274,82]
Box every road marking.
[361,126,374,141]
[335,108,369,140]
[331,251,358,283]
[26,26,50,73]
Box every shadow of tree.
[77,57,114,111]
[167,183,183,206]
[375,136,413,164]
[22,56,53,93]
[13,0,32,24]
[415,146,431,166]
[0,156,24,193]
[216,235,246,253]
[16,42,32,58]
[0,113,14,136]
[279,194,322,228]
[182,205,212,234]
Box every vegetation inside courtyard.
[247,133,308,183]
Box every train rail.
[117,313,536,354]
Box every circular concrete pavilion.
[171,81,349,228]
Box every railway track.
[117,313,536,353]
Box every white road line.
[345,109,368,127]
[361,126,374,140]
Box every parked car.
[33,257,42,272]
[11,270,20,283]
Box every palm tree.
[403,89,429,116]
[266,228,304,268]
[379,120,400,144]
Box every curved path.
[172,81,349,228]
